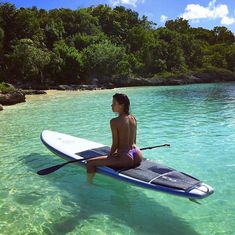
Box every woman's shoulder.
[128,115,137,124]
[110,117,119,125]
[129,114,136,121]
[110,115,136,126]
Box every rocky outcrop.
[77,84,98,90]
[0,91,26,105]
[113,69,235,87]
[193,70,235,83]
[50,84,102,90]
[56,85,78,90]
[22,90,47,95]
[0,69,234,110]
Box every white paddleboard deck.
[40,130,214,199]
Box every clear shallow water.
[0,83,235,235]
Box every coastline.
[1,69,235,111]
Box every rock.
[105,83,115,89]
[54,84,98,90]
[14,82,48,90]
[22,90,47,95]
[0,91,26,105]
[0,104,3,111]
[128,77,155,86]
[57,85,79,90]
[57,85,73,90]
[77,84,98,90]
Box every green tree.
[76,8,100,35]
[48,8,77,36]
[115,59,131,77]
[82,40,129,78]
[44,19,65,49]
[0,3,235,86]
[225,45,235,71]
[165,18,190,33]
[0,3,17,51]
[91,5,116,37]
[190,27,214,45]
[144,40,167,75]
[202,44,227,68]
[126,26,155,53]
[14,8,41,40]
[0,27,4,53]
[180,34,206,69]
[155,27,178,43]
[126,53,143,75]
[166,40,186,72]
[91,5,141,44]
[7,38,50,85]
[43,51,63,85]
[212,26,235,44]
[68,32,107,51]
[53,40,83,84]
[155,28,186,72]
[0,27,4,80]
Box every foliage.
[0,2,234,87]
[0,82,16,93]
[6,38,50,85]
[52,40,83,84]
[82,40,128,78]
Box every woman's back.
[115,115,137,151]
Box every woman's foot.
[87,173,95,184]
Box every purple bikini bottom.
[117,147,140,160]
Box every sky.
[3,0,235,33]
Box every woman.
[87,93,143,183]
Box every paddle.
[37,143,170,176]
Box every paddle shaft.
[37,143,170,175]
[140,144,170,150]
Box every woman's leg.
[86,155,134,183]
[86,156,107,184]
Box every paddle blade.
[37,164,65,175]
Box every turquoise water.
[0,83,235,235]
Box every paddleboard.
[40,130,214,200]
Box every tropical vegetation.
[0,3,234,88]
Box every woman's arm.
[131,115,137,144]
[108,119,118,156]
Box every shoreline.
[1,70,235,111]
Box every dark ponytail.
[113,93,130,115]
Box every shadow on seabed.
[21,153,200,235]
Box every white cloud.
[221,16,235,25]
[191,19,200,24]
[181,0,235,25]
[110,0,145,7]
[160,14,168,23]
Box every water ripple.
[0,82,235,234]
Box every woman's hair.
[113,93,130,115]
